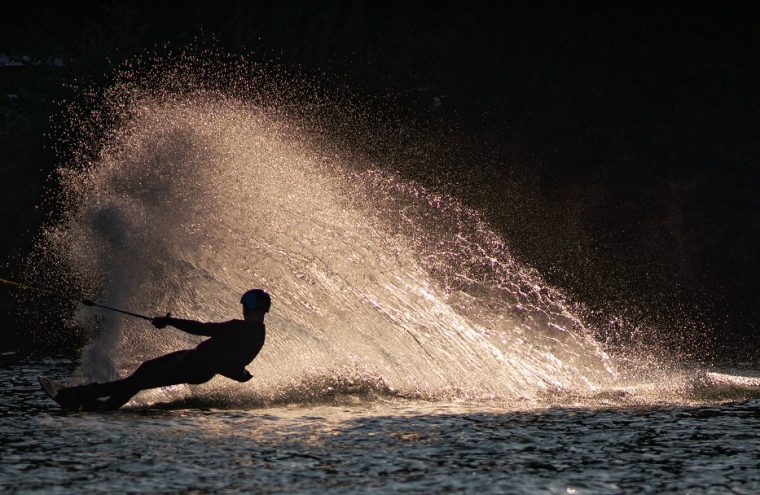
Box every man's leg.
[61,350,214,408]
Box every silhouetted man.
[54,289,270,410]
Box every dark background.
[1,2,759,359]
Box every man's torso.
[193,319,265,375]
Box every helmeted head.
[240,289,271,313]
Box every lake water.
[3,355,760,494]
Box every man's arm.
[152,316,233,337]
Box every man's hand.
[222,369,253,382]
[152,316,171,329]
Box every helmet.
[240,289,271,313]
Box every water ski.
[37,376,110,411]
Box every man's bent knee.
[184,370,216,385]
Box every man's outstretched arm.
[152,316,232,336]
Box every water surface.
[3,356,760,494]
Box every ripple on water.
[2,357,760,494]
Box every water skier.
[49,289,270,410]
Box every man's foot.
[56,383,104,407]
[54,387,82,409]
[79,398,114,412]
[56,387,116,411]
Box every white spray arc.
[46,95,618,406]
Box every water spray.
[21,57,622,400]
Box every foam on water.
[30,59,760,409]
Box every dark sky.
[2,2,759,356]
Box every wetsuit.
[62,318,265,409]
